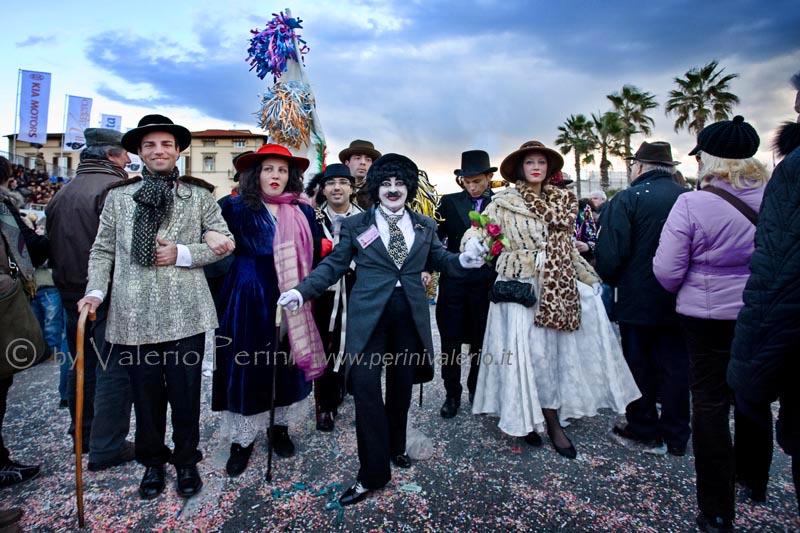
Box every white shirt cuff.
[85,289,105,303]
[175,244,192,267]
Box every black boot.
[268,425,296,457]
[226,442,255,477]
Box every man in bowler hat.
[78,114,234,500]
[312,163,364,431]
[436,150,498,418]
[339,139,382,210]
[595,141,690,456]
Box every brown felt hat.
[499,141,564,181]
[338,139,381,163]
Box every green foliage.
[665,60,740,135]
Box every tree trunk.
[600,148,610,191]
[574,151,582,197]
[624,132,633,184]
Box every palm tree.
[588,111,626,191]
[607,85,658,182]
[665,60,740,136]
[555,114,595,197]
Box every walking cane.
[266,304,283,482]
[75,304,95,528]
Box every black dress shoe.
[696,512,733,532]
[391,454,411,468]
[524,431,543,447]
[739,484,767,503]
[268,425,295,457]
[226,443,254,477]
[317,412,335,432]
[547,426,577,459]
[440,397,460,419]
[338,481,371,506]
[138,465,165,500]
[612,424,662,448]
[175,465,202,498]
[667,444,686,457]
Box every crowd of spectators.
[2,161,66,208]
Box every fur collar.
[775,121,800,157]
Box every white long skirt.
[472,279,641,437]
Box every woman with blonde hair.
[469,141,640,459]
[653,116,770,533]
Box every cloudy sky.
[2,0,799,193]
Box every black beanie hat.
[688,115,760,159]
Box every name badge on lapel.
[357,225,380,249]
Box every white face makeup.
[378,177,408,212]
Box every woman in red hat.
[468,141,639,459]
[211,144,326,476]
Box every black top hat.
[322,163,355,185]
[688,115,759,159]
[121,114,192,153]
[232,151,253,182]
[454,150,497,177]
[338,140,381,163]
[626,141,681,166]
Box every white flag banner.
[18,70,52,144]
[62,95,93,151]
[100,114,122,131]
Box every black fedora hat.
[121,114,192,153]
[322,163,355,185]
[626,141,680,166]
[454,150,497,177]
[338,139,381,163]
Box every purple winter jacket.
[653,177,766,320]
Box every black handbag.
[488,280,536,307]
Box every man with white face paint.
[278,153,486,506]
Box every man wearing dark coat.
[46,128,136,471]
[279,154,486,506]
[311,163,363,432]
[595,141,690,456]
[436,150,497,418]
[729,74,800,514]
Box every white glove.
[464,237,489,258]
[459,251,485,269]
[592,282,603,296]
[277,289,303,311]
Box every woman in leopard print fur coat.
[465,141,640,459]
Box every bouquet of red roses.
[468,210,510,262]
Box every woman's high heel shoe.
[546,425,577,459]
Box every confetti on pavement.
[2,318,799,532]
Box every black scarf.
[131,166,179,266]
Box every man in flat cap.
[595,141,690,457]
[339,139,381,210]
[47,128,135,470]
[77,115,234,500]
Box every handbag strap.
[701,186,758,225]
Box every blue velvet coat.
[211,196,320,415]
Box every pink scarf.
[261,191,325,380]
